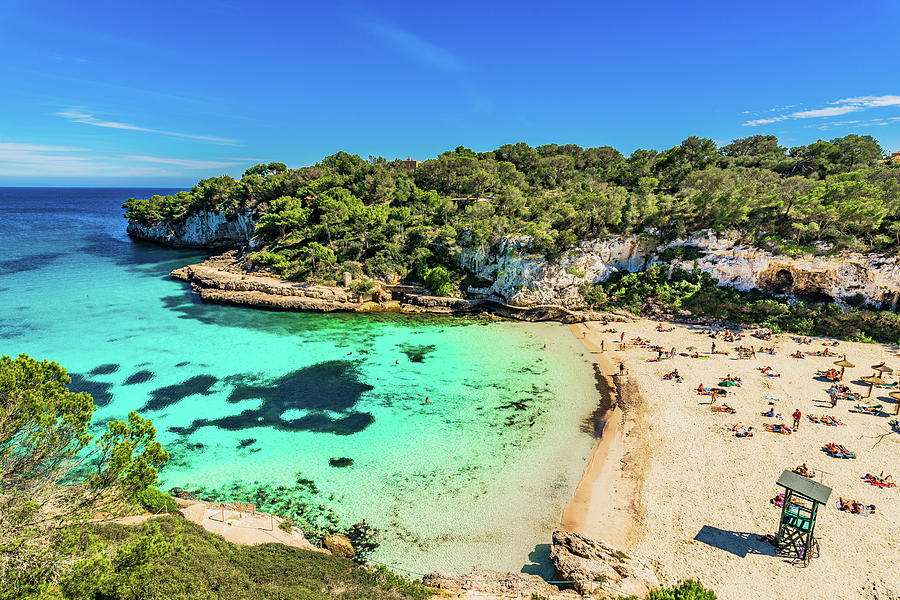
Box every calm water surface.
[0,187,599,574]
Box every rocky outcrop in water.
[127,210,256,248]
[171,252,633,322]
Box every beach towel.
[863,474,895,488]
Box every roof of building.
[776,470,833,505]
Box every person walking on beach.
[619,362,625,376]
[711,341,716,354]
[601,340,605,352]
[792,409,802,431]
[620,331,625,342]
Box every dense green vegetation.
[0,354,169,597]
[123,135,900,295]
[583,265,900,344]
[52,516,430,600]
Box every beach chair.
[854,403,882,415]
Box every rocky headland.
[150,208,900,321]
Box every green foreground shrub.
[48,516,432,600]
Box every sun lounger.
[854,403,883,415]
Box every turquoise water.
[0,188,600,574]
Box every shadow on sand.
[694,525,777,558]
[520,543,554,579]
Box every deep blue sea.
[0,187,599,573]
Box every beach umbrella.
[834,356,854,379]
[718,380,737,387]
[687,346,697,350]
[889,391,900,415]
[870,362,893,378]
[861,375,885,398]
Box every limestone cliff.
[127,210,256,248]
[457,232,900,312]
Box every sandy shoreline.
[563,319,900,600]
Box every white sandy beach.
[567,319,900,600]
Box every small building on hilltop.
[402,156,419,170]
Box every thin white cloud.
[0,139,254,177]
[743,116,786,126]
[356,16,463,72]
[124,155,247,169]
[832,95,900,108]
[56,109,237,144]
[743,95,900,127]
[790,105,860,119]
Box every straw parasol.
[834,355,854,380]
[870,362,893,378]
[861,375,885,398]
[889,390,900,415]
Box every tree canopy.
[123,134,900,294]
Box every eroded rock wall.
[457,232,900,311]
[127,210,256,248]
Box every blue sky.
[2,0,899,186]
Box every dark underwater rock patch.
[142,374,217,411]
[68,373,114,408]
[170,361,374,436]
[397,343,437,363]
[89,363,120,376]
[124,369,155,385]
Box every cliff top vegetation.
[123,134,900,292]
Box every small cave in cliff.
[765,269,794,294]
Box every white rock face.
[458,235,655,307]
[458,232,900,310]
[127,210,256,248]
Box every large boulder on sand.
[550,530,659,597]
[422,570,579,598]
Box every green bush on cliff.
[583,266,900,344]
[123,135,900,293]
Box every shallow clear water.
[0,188,599,574]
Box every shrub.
[133,486,179,514]
[278,517,294,532]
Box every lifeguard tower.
[774,470,832,562]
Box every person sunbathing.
[793,463,813,478]
[762,408,778,417]
[791,350,804,358]
[697,383,708,393]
